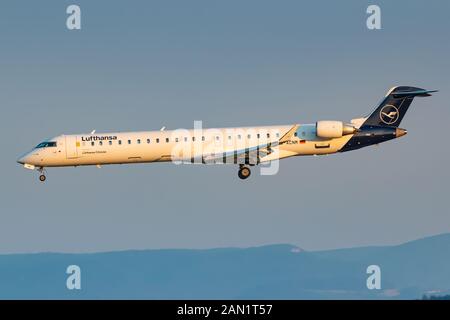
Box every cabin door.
[65,135,79,159]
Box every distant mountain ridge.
[0,233,449,299]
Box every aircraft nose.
[17,152,32,165]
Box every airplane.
[17,86,436,182]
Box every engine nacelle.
[316,121,356,138]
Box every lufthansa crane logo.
[379,105,399,125]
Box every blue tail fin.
[362,86,437,127]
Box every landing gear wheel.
[37,167,46,182]
[238,166,251,180]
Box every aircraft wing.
[201,124,299,165]
[279,124,300,143]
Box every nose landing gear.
[238,165,251,180]
[37,167,46,182]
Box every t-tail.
[340,86,437,152]
[362,86,437,128]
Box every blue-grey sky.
[1,0,449,253]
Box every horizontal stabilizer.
[392,89,438,98]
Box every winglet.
[279,124,299,144]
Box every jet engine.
[316,121,357,138]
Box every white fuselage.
[17,124,355,168]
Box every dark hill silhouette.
[0,233,449,299]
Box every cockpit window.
[36,141,57,148]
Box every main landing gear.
[38,167,46,182]
[238,165,251,180]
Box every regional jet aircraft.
[17,86,436,181]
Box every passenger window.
[166,138,169,143]
[247,134,251,139]
[184,137,188,142]
[175,137,179,142]
[156,138,160,143]
[257,133,260,139]
[91,141,95,146]
[99,141,103,146]
[147,139,150,144]
[228,136,232,140]
[237,134,241,139]
[137,139,141,144]
[109,141,112,145]
[216,136,220,141]
[118,140,122,145]
[128,140,131,144]
[276,133,280,138]
[294,132,298,137]
[202,136,205,141]
[192,137,195,142]
[267,133,270,138]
